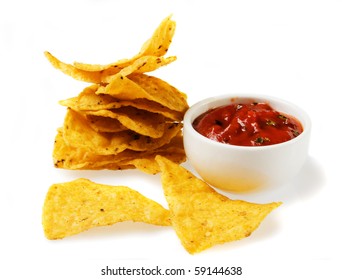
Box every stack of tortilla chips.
[45,15,189,174]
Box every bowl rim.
[183,93,311,151]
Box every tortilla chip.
[83,107,167,138]
[135,14,176,59]
[126,152,185,174]
[42,178,171,239]
[97,73,188,113]
[62,109,182,155]
[73,15,176,72]
[59,85,184,121]
[86,115,128,133]
[102,55,176,83]
[53,130,184,172]
[58,84,112,110]
[44,51,111,83]
[155,156,282,254]
[45,51,175,84]
[129,74,188,113]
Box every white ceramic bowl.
[183,94,311,193]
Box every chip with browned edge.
[42,178,171,239]
[155,156,282,254]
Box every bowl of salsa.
[183,94,311,192]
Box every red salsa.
[193,101,303,146]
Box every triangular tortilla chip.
[155,156,282,254]
[44,15,177,84]
[73,15,176,71]
[97,73,188,113]
[42,178,171,239]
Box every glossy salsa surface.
[192,101,303,146]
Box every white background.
[1,0,341,279]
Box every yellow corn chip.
[96,73,150,100]
[73,15,176,71]
[102,55,177,83]
[53,130,184,172]
[59,85,184,121]
[126,152,185,174]
[97,73,188,113]
[45,51,175,84]
[135,14,176,59]
[53,128,89,170]
[44,51,112,83]
[84,107,167,138]
[87,115,128,133]
[58,84,113,110]
[62,109,182,155]
[155,156,282,254]
[42,178,171,239]
[130,74,188,112]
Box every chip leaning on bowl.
[45,15,189,174]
